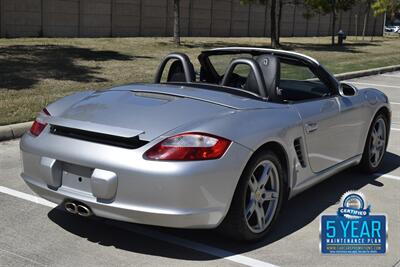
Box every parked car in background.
[385,22,400,33]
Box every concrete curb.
[335,64,400,81]
[0,121,32,141]
[1,64,400,142]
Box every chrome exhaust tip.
[77,204,92,217]
[64,201,92,217]
[64,202,78,214]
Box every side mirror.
[339,82,358,97]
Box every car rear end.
[20,88,253,228]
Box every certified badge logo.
[337,192,370,219]
[320,191,387,254]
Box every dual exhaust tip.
[64,201,92,217]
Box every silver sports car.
[20,47,391,241]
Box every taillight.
[30,108,50,137]
[30,120,47,136]
[144,133,231,161]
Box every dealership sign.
[320,191,387,254]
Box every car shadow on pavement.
[47,208,215,260]
[47,151,400,260]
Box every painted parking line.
[0,186,277,267]
[392,128,400,132]
[347,82,400,89]
[114,223,276,267]
[390,102,400,105]
[382,74,400,78]
[375,173,400,181]
[0,186,56,208]
[0,247,45,266]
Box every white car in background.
[385,25,400,33]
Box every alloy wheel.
[244,160,280,233]
[369,117,386,168]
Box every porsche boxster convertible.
[20,47,391,241]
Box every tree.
[277,0,300,45]
[361,0,373,40]
[372,0,400,22]
[240,0,279,48]
[304,0,356,45]
[173,0,181,45]
[277,0,283,45]
[270,0,278,47]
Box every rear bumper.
[22,174,227,228]
[20,132,251,228]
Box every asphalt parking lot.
[0,72,399,267]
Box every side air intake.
[294,138,306,168]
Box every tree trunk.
[371,16,377,41]
[173,0,180,45]
[270,0,277,48]
[331,10,336,45]
[362,3,371,40]
[277,0,283,47]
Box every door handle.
[305,122,318,133]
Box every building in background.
[0,0,384,38]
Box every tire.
[219,150,285,242]
[359,113,388,173]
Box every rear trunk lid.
[49,87,236,141]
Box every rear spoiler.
[43,116,144,138]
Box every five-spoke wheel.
[220,150,284,241]
[244,160,280,233]
[369,117,387,168]
[360,113,388,173]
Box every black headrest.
[167,60,195,83]
[244,55,280,101]
[256,55,281,102]
[244,70,261,95]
